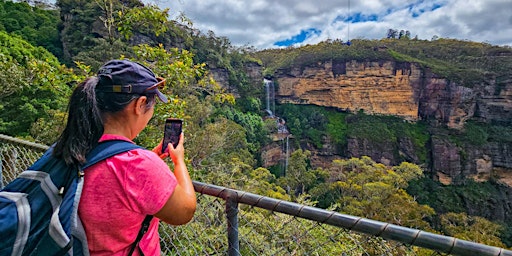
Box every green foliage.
[0,0,62,59]
[115,43,235,151]
[325,110,348,145]
[310,157,434,230]
[487,124,512,143]
[410,178,503,213]
[276,149,328,199]
[0,32,76,142]
[234,205,375,255]
[166,194,418,255]
[57,0,151,65]
[191,30,232,68]
[276,104,430,162]
[0,30,58,65]
[389,119,430,162]
[276,104,328,148]
[255,39,393,74]
[216,105,270,154]
[346,113,396,143]
[187,118,254,171]
[247,167,289,200]
[0,52,28,98]
[343,112,430,163]
[440,212,506,248]
[117,4,169,40]
[190,30,264,106]
[133,44,208,95]
[406,177,512,246]
[462,121,489,145]
[73,38,133,71]
[452,120,512,145]
[443,121,512,149]
[57,0,104,63]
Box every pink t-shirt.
[78,134,177,255]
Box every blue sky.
[274,28,322,47]
[149,0,511,49]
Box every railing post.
[225,190,240,256]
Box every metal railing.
[1,133,511,256]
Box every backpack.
[0,140,150,256]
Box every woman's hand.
[152,140,167,159]
[152,133,185,164]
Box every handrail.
[0,134,48,151]
[193,181,512,256]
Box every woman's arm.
[152,133,197,225]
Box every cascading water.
[263,78,290,176]
[285,135,289,175]
[263,78,275,117]
[281,135,290,176]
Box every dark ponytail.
[53,77,104,166]
[53,77,155,166]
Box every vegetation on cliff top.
[255,38,512,87]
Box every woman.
[52,59,197,255]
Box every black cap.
[96,59,168,103]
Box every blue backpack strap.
[82,140,142,170]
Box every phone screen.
[162,118,182,153]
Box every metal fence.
[1,133,511,256]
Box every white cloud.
[146,0,512,49]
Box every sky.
[143,0,512,50]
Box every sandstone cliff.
[277,60,420,121]
[275,60,512,129]
[271,60,512,186]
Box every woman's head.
[54,60,167,166]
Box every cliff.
[277,60,420,121]
[271,60,512,186]
[275,60,512,129]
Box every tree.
[116,3,170,41]
[276,149,328,198]
[0,31,76,142]
[0,0,62,58]
[311,157,435,230]
[387,28,398,39]
[0,53,27,99]
[440,212,507,248]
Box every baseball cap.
[96,59,168,103]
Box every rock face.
[272,60,512,185]
[210,62,264,98]
[275,60,512,129]
[277,60,420,121]
[430,137,512,186]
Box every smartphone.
[162,118,183,153]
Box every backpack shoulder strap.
[128,215,154,256]
[82,140,143,170]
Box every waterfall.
[281,135,290,176]
[285,135,289,175]
[281,138,285,176]
[263,78,274,117]
[263,78,289,176]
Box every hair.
[53,77,157,166]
